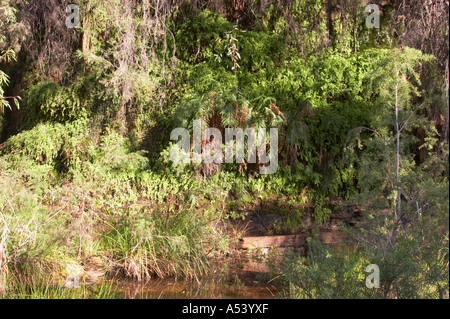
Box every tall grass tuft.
[101,206,227,281]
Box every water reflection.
[111,268,280,299]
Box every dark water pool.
[111,266,281,299]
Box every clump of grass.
[101,206,229,281]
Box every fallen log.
[318,231,348,244]
[239,232,348,249]
[242,262,271,273]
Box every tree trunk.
[353,0,358,53]
[395,80,401,221]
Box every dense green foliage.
[0,0,448,298]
